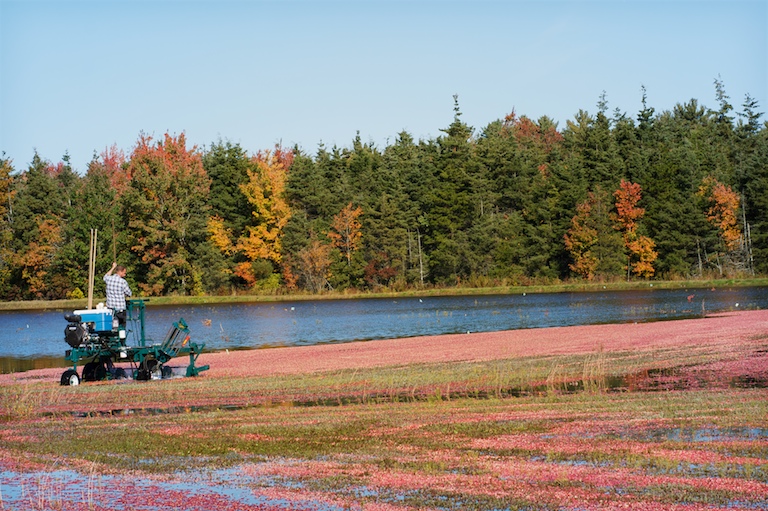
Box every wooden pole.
[87,229,92,309]
[87,229,97,309]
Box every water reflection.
[1,286,767,373]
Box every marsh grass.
[6,334,767,418]
[581,347,606,393]
[7,386,766,465]
[0,383,59,420]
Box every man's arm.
[105,261,117,277]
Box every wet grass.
[3,385,767,465]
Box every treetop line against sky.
[1,0,766,171]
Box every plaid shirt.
[104,273,132,310]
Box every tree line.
[1,82,766,301]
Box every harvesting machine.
[60,298,208,385]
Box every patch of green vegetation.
[423,418,552,438]
[612,483,753,507]
[303,476,548,511]
[5,388,764,475]
[389,488,547,511]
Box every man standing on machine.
[104,262,132,324]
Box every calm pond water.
[1,285,767,373]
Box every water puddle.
[0,466,347,511]
[4,459,765,511]
[624,426,768,443]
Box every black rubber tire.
[82,362,97,381]
[136,359,160,381]
[82,362,107,382]
[147,359,162,380]
[112,367,128,380]
[60,369,80,386]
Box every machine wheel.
[82,362,107,382]
[136,359,162,381]
[147,359,163,380]
[135,366,149,381]
[112,367,128,380]
[60,369,80,386]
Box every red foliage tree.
[613,180,644,233]
[100,144,130,196]
[123,132,210,295]
[502,110,564,154]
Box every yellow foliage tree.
[236,149,292,282]
[564,195,599,280]
[627,235,658,278]
[207,215,235,255]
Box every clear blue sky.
[1,0,766,172]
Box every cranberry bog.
[0,310,766,510]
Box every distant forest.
[1,81,766,301]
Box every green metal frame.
[63,298,208,383]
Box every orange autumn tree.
[297,236,334,292]
[18,216,62,298]
[698,176,741,251]
[235,147,293,285]
[0,158,14,296]
[613,180,657,279]
[328,202,363,265]
[626,236,658,279]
